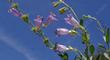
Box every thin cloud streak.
[0,28,38,60]
[96,4,108,15]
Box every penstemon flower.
[8,7,23,17]
[54,43,73,53]
[43,12,57,27]
[64,14,80,29]
[55,28,77,36]
[34,16,43,30]
[55,28,69,36]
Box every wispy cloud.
[96,4,108,15]
[0,28,38,60]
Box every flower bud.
[12,3,18,9]
[59,0,64,2]
[68,30,77,36]
[52,1,60,7]
[59,7,68,14]
[8,7,23,17]
[31,27,39,33]
[21,14,29,23]
[42,23,48,28]
[68,46,73,51]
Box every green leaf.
[82,31,90,44]
[103,27,110,44]
[98,43,106,50]
[58,53,68,60]
[106,28,110,44]
[89,45,95,55]
[80,19,84,26]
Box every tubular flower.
[55,28,69,36]
[54,43,73,53]
[43,12,57,27]
[64,14,80,29]
[34,16,43,30]
[8,7,23,17]
[55,28,77,36]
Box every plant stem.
[29,21,34,27]
[62,1,79,21]
[107,43,109,50]
[94,19,104,34]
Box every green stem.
[29,21,34,27]
[107,43,109,50]
[95,19,104,34]
[83,16,105,34]
[62,1,79,21]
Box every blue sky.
[0,0,110,60]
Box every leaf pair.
[103,27,110,45]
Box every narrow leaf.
[106,28,110,44]
[89,45,95,55]
[82,31,90,44]
[80,19,84,26]
[58,53,68,60]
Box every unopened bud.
[21,14,29,23]
[59,7,68,14]
[31,27,39,33]
[68,46,73,51]
[52,1,60,7]
[12,3,18,9]
[69,29,77,36]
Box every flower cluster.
[8,1,110,60]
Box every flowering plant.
[8,0,110,60]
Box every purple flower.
[47,12,57,22]
[65,14,80,29]
[55,28,69,36]
[43,12,57,27]
[8,7,23,17]
[34,16,43,29]
[55,43,69,53]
